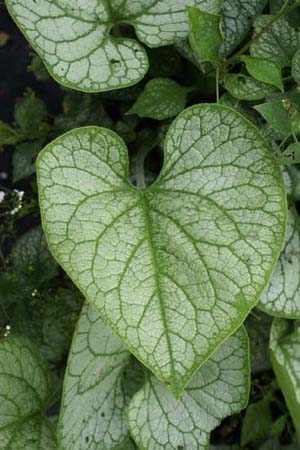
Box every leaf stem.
[216,68,220,103]
[135,143,155,189]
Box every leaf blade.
[188,6,223,63]
[270,319,300,442]
[58,303,131,450]
[0,336,56,449]
[37,105,287,395]
[127,78,188,120]
[128,328,250,450]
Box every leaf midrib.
[139,193,176,385]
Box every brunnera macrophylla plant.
[2,0,300,449]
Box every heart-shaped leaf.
[5,0,267,92]
[128,327,249,450]
[5,0,217,93]
[37,104,287,396]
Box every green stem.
[292,130,299,143]
[216,68,220,103]
[135,154,146,189]
[135,144,155,189]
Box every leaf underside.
[37,104,287,395]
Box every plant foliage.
[1,0,300,449]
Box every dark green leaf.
[0,122,19,146]
[241,56,283,91]
[188,6,223,63]
[254,101,293,136]
[127,78,189,120]
[241,399,272,446]
[14,90,47,134]
[281,143,300,165]
[12,139,44,182]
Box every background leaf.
[270,319,300,442]
[0,336,57,449]
[188,6,223,63]
[58,303,131,450]
[254,101,293,136]
[127,78,189,120]
[250,16,300,68]
[224,74,275,100]
[241,56,283,91]
[259,208,300,318]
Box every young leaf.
[12,288,82,365]
[55,91,112,134]
[224,74,275,100]
[254,101,293,136]
[270,319,300,442]
[11,225,58,284]
[58,303,131,450]
[5,0,216,93]
[188,6,223,63]
[0,122,19,147]
[179,0,266,64]
[0,336,56,449]
[127,78,189,120]
[14,90,47,134]
[281,143,300,165]
[241,56,283,91]
[292,49,300,85]
[13,140,45,183]
[250,16,300,68]
[128,328,249,450]
[36,104,287,396]
[259,208,300,318]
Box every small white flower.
[0,172,8,180]
[14,189,24,200]
[10,205,22,215]
[0,191,5,203]
[18,190,24,200]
